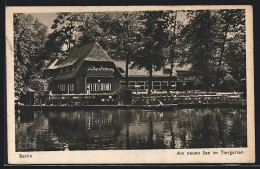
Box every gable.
[57,42,96,68]
[85,43,113,62]
[52,42,120,80]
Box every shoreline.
[15,103,246,111]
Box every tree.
[102,12,143,87]
[44,30,67,62]
[14,13,48,94]
[167,11,178,93]
[180,10,217,91]
[180,9,246,92]
[214,9,245,91]
[131,11,170,94]
[77,13,104,45]
[48,11,143,65]
[78,12,144,87]
[48,12,86,57]
[29,75,49,96]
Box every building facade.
[114,61,178,93]
[114,61,193,93]
[46,42,194,94]
[46,42,122,94]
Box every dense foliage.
[180,10,245,91]
[14,13,48,94]
[14,9,246,95]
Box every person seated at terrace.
[159,100,163,106]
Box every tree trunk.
[125,55,129,87]
[204,12,211,92]
[167,11,177,94]
[125,18,130,87]
[68,21,73,52]
[167,60,174,94]
[215,23,229,91]
[122,13,130,88]
[16,41,22,64]
[148,65,153,95]
[16,30,26,65]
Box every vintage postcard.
[6,5,254,164]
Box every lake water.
[15,107,247,151]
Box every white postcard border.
[6,5,255,164]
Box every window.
[58,84,66,91]
[137,81,145,90]
[59,69,63,73]
[106,83,111,91]
[93,83,97,91]
[57,84,74,92]
[153,81,161,90]
[129,81,136,86]
[65,67,69,73]
[92,83,111,91]
[68,84,74,91]
[161,81,168,90]
[86,83,92,92]
[120,81,126,87]
[129,81,136,89]
[101,84,106,91]
[170,81,177,90]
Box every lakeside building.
[46,42,193,94]
[46,42,122,94]
[174,64,194,91]
[114,61,192,92]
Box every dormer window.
[65,67,69,73]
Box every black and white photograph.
[6,5,254,164]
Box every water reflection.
[15,108,247,151]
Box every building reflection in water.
[15,107,247,151]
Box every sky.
[29,11,190,35]
[29,13,57,34]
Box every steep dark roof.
[85,44,113,62]
[56,42,114,69]
[51,42,115,80]
[57,42,96,68]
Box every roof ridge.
[57,42,96,68]
[98,44,113,62]
[84,42,113,62]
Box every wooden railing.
[40,92,245,106]
[132,95,245,105]
[131,91,245,105]
[48,93,118,105]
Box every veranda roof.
[113,61,191,77]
